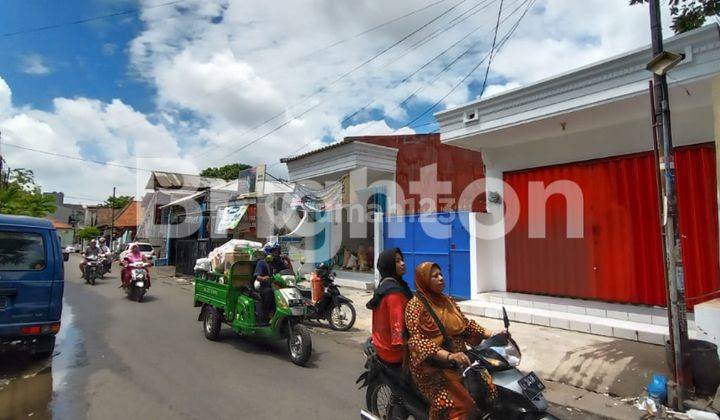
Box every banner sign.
[238,165,266,197]
[290,177,345,212]
[215,205,249,233]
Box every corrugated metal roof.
[145,171,226,190]
[280,139,356,163]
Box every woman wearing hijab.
[366,248,412,367]
[406,262,497,420]
[120,243,152,288]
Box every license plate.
[518,372,545,399]
[0,297,6,310]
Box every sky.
[0,0,675,204]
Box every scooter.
[83,255,101,285]
[98,253,112,278]
[298,265,356,331]
[123,260,151,302]
[357,308,558,420]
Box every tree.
[200,163,251,181]
[631,0,720,33]
[77,226,101,241]
[100,195,133,209]
[0,169,57,217]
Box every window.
[0,231,46,271]
[138,244,154,252]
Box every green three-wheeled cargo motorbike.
[193,258,313,366]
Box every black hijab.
[366,248,413,310]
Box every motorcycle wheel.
[129,287,144,302]
[328,302,356,331]
[287,323,312,366]
[366,377,399,419]
[203,307,221,341]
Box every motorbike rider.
[405,262,497,420]
[80,240,100,278]
[98,237,112,273]
[120,242,152,288]
[366,248,412,371]
[253,242,293,325]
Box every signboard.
[215,205,249,234]
[290,178,345,212]
[238,165,266,198]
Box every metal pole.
[110,187,116,250]
[648,0,692,409]
[649,80,675,342]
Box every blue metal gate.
[384,212,471,299]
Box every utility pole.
[647,0,692,410]
[110,187,116,250]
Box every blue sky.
[0,0,153,113]
[0,0,672,202]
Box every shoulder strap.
[415,293,452,351]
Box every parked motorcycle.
[83,255,102,285]
[124,260,151,302]
[357,308,557,420]
[299,265,356,331]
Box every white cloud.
[102,43,117,56]
[0,77,11,115]
[0,0,686,202]
[0,76,194,203]
[20,54,52,75]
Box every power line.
[204,0,472,161]
[268,0,528,166]
[1,0,186,39]
[1,142,154,173]
[395,0,533,132]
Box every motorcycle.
[298,265,356,331]
[123,260,151,302]
[98,253,112,278]
[83,255,101,285]
[357,308,557,420]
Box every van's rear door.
[0,228,54,326]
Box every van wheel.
[203,307,221,340]
[32,336,56,360]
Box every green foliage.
[200,163,251,181]
[630,0,720,33]
[77,226,101,240]
[0,169,57,217]
[100,195,133,209]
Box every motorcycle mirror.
[502,306,510,330]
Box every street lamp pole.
[647,0,692,410]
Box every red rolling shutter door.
[504,145,719,307]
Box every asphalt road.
[0,256,605,419]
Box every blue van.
[0,215,66,358]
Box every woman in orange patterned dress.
[405,262,497,420]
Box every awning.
[160,191,205,209]
[214,205,249,234]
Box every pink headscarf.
[126,243,143,263]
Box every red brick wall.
[349,134,485,214]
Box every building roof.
[280,134,435,164]
[47,216,73,230]
[0,215,54,229]
[436,24,720,147]
[280,138,357,163]
[145,171,226,191]
[114,201,143,228]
